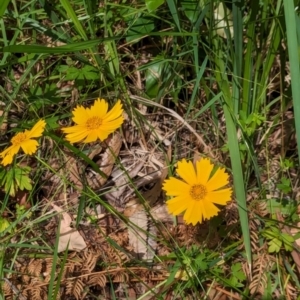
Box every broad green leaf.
[181,0,202,24]
[145,0,164,12]
[145,56,172,98]
[126,13,155,43]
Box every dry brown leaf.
[105,161,144,204]
[142,163,168,206]
[67,154,83,191]
[0,107,8,134]
[87,132,122,189]
[51,204,86,252]
[128,207,157,260]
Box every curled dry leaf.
[105,160,144,206]
[125,164,171,260]
[127,202,157,260]
[66,152,83,191]
[51,204,86,252]
[87,132,122,189]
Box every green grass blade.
[1,38,116,53]
[232,0,243,114]
[0,0,10,17]
[242,2,259,114]
[283,0,300,165]
[223,105,251,267]
[59,0,88,40]
[166,0,181,31]
[212,38,251,268]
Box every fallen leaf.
[127,200,156,260]
[87,132,122,189]
[51,204,86,252]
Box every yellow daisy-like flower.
[0,119,46,166]
[162,158,232,226]
[62,98,124,144]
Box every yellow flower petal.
[167,196,190,215]
[27,119,46,139]
[206,166,230,191]
[176,159,198,185]
[61,124,84,134]
[195,158,213,184]
[0,144,19,165]
[103,100,123,121]
[207,188,232,205]
[0,119,45,166]
[0,145,13,158]
[163,158,232,225]
[20,140,39,155]
[200,200,220,220]
[72,106,90,125]
[63,99,124,144]
[92,99,109,118]
[83,131,100,143]
[101,117,124,129]
[62,125,90,143]
[162,177,190,196]
[183,201,203,225]
[1,152,14,166]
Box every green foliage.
[16,204,32,219]
[165,245,246,292]
[266,198,297,216]
[0,217,11,233]
[58,65,99,81]
[276,177,292,194]
[0,0,299,297]
[239,111,266,137]
[0,166,32,197]
[262,223,295,253]
[280,158,294,171]
[122,7,156,43]
[145,0,164,12]
[227,263,247,288]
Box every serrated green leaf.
[266,198,296,215]
[195,253,208,271]
[0,217,11,233]
[268,238,282,253]
[262,228,280,239]
[231,263,246,281]
[19,176,32,191]
[4,169,15,196]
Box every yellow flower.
[162,158,232,225]
[0,119,46,166]
[62,98,124,143]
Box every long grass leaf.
[283,1,300,164]
[0,0,10,18]
[166,0,181,31]
[59,0,88,40]
[212,38,251,268]
[223,105,251,267]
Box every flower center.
[11,132,27,146]
[190,184,207,200]
[86,116,102,130]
